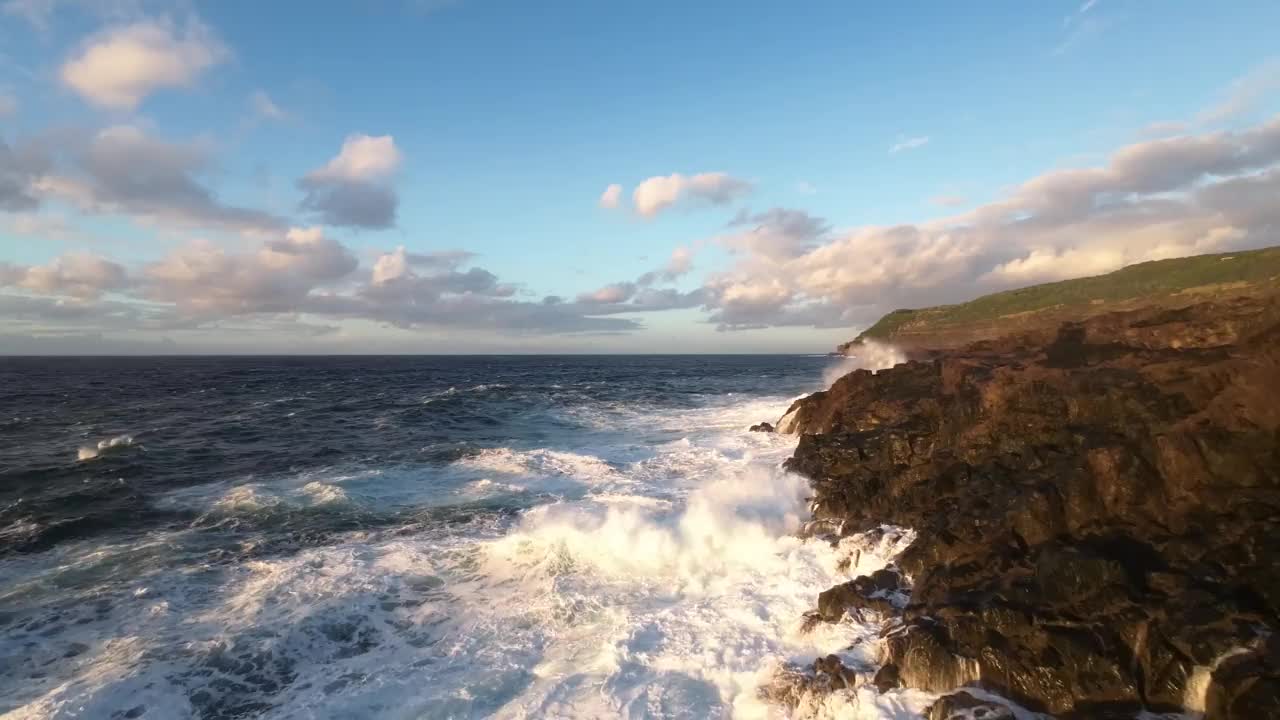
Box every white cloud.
[631,172,752,218]
[371,246,411,285]
[29,125,285,235]
[299,134,403,229]
[143,227,357,314]
[2,252,129,299]
[889,136,930,154]
[60,18,229,110]
[665,246,693,277]
[308,134,401,183]
[579,282,634,304]
[249,90,287,121]
[1,231,622,335]
[1197,58,1280,126]
[598,183,622,209]
[699,114,1280,330]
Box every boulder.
[925,691,1014,720]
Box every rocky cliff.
[782,292,1280,718]
[840,246,1280,353]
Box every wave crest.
[77,434,134,461]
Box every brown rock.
[786,294,1280,716]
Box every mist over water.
[822,341,907,389]
[0,356,927,719]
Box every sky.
[1,0,1279,354]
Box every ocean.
[0,355,927,719]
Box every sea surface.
[0,355,931,719]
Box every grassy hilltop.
[843,245,1280,352]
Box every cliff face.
[783,294,1280,718]
[840,245,1280,353]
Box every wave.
[76,434,134,461]
[4,377,962,719]
[821,340,907,388]
[421,383,511,404]
[452,447,623,493]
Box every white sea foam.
[75,434,133,461]
[6,389,975,719]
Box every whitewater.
[0,354,939,719]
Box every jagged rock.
[1205,635,1280,720]
[785,295,1280,716]
[813,653,861,690]
[872,662,900,692]
[816,568,904,622]
[924,691,1014,720]
[759,655,865,710]
[749,421,775,433]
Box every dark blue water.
[0,356,824,556]
[0,355,844,720]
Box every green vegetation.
[857,245,1280,342]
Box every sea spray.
[822,340,907,388]
[76,434,134,461]
[770,341,907,433]
[7,355,912,719]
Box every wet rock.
[749,421,775,433]
[925,691,1014,720]
[816,568,904,622]
[786,294,1280,716]
[813,653,861,690]
[1205,635,1280,720]
[759,655,865,710]
[872,662,900,692]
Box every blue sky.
[1,0,1279,353]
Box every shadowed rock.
[784,293,1280,716]
[925,691,1014,720]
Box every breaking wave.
[76,434,134,461]
[822,340,907,388]
[1,355,976,719]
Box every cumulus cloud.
[0,253,129,298]
[723,208,828,261]
[31,125,285,235]
[143,226,357,314]
[576,246,706,315]
[1,228,645,336]
[308,134,401,182]
[889,136,929,154]
[598,183,622,209]
[60,18,228,110]
[299,134,402,229]
[578,282,635,304]
[698,113,1280,331]
[631,172,751,218]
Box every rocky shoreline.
[777,293,1280,718]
